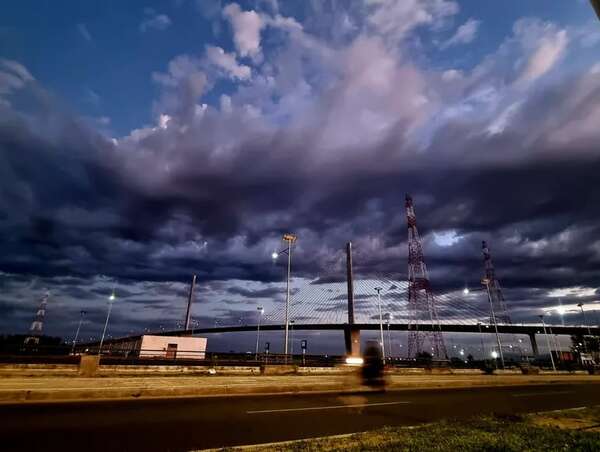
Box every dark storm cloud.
[226,286,282,298]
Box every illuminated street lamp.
[539,314,556,372]
[491,350,499,369]
[255,306,264,360]
[463,287,470,295]
[71,310,87,354]
[272,233,297,357]
[482,278,504,369]
[99,289,116,355]
[375,287,385,363]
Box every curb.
[1,377,599,405]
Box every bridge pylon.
[344,242,361,357]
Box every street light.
[71,310,87,354]
[290,320,295,356]
[386,313,393,361]
[272,233,297,358]
[375,287,385,363]
[463,287,470,295]
[99,289,116,355]
[539,314,556,372]
[255,306,264,360]
[482,278,505,369]
[577,302,591,335]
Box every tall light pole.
[255,306,264,360]
[386,313,393,361]
[272,233,297,357]
[482,278,504,369]
[290,320,295,356]
[99,290,115,355]
[577,303,591,335]
[375,287,385,363]
[71,310,86,354]
[539,314,556,372]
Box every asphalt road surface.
[1,383,599,451]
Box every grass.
[228,408,600,452]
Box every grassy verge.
[229,407,600,451]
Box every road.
[1,383,599,451]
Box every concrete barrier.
[261,365,297,375]
[98,365,261,376]
[0,363,79,377]
[79,355,100,377]
[494,369,522,375]
[297,366,355,375]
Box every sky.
[1,0,600,355]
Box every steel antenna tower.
[482,241,511,324]
[405,195,447,360]
[24,292,49,345]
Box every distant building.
[83,334,207,360]
[139,335,207,359]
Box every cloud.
[2,8,600,347]
[205,46,251,80]
[366,0,459,44]
[0,59,33,98]
[441,18,480,49]
[140,10,172,32]
[514,19,569,84]
[77,23,92,41]
[223,3,264,57]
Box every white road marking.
[247,401,411,414]
[511,391,574,398]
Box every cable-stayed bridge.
[160,273,599,358]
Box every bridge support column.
[345,242,361,357]
[344,326,361,357]
[529,333,539,356]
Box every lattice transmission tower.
[482,241,511,324]
[24,292,49,345]
[405,195,447,360]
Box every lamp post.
[386,313,393,362]
[539,314,556,372]
[71,310,86,354]
[255,306,264,360]
[99,290,116,355]
[375,287,385,363]
[272,233,297,358]
[577,303,591,336]
[482,278,504,369]
[290,320,295,356]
